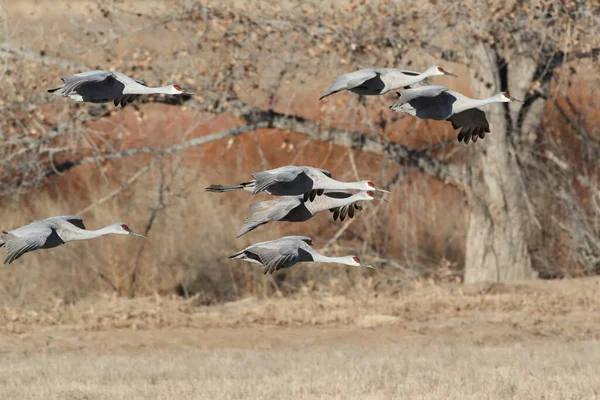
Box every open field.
[1,332,598,400]
[0,277,598,399]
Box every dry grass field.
[2,335,598,399]
[0,277,599,399]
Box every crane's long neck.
[408,70,431,84]
[63,226,116,242]
[309,193,364,213]
[310,251,353,266]
[124,81,173,95]
[316,176,364,191]
[454,95,502,113]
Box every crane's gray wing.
[236,197,302,237]
[303,191,360,221]
[51,71,116,95]
[60,70,112,84]
[319,69,378,100]
[246,242,300,274]
[448,108,490,144]
[300,167,333,202]
[114,94,140,107]
[1,227,52,264]
[44,215,86,230]
[374,68,421,76]
[252,167,313,195]
[389,85,449,111]
[330,201,363,221]
[280,236,313,246]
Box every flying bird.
[0,216,145,264]
[229,235,374,274]
[48,70,194,107]
[389,85,523,144]
[319,65,456,100]
[206,165,390,199]
[236,190,387,237]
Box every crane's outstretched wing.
[302,168,333,202]
[387,69,421,76]
[319,69,379,100]
[246,242,300,274]
[60,70,113,84]
[114,94,140,107]
[447,108,490,144]
[45,216,86,230]
[331,202,363,221]
[282,236,312,245]
[48,71,116,95]
[252,167,314,195]
[1,228,51,264]
[389,85,449,112]
[236,197,302,237]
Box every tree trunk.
[463,43,537,283]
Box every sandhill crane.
[236,190,387,237]
[319,65,456,100]
[0,216,145,264]
[48,70,194,107]
[230,235,374,274]
[205,165,390,199]
[389,85,523,144]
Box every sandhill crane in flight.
[48,70,194,107]
[389,85,523,144]
[205,165,390,199]
[236,190,387,237]
[230,236,374,274]
[0,216,145,264]
[319,65,456,100]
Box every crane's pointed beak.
[360,262,375,269]
[371,192,389,202]
[443,71,457,77]
[129,230,147,238]
[183,91,196,95]
[510,96,524,103]
[374,185,391,194]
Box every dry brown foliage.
[0,0,599,305]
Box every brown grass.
[1,337,598,400]
[0,277,599,399]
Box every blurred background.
[1,1,600,398]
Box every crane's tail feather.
[205,181,254,193]
[236,222,267,238]
[236,201,275,237]
[0,230,9,248]
[228,251,246,260]
[47,85,64,93]
[318,90,339,101]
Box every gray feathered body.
[0,216,85,264]
[229,236,315,274]
[206,165,333,197]
[389,86,492,144]
[319,68,426,99]
[236,191,364,237]
[48,70,144,106]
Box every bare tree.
[1,0,599,298]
